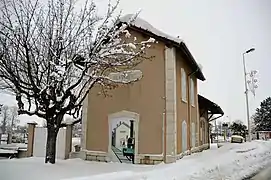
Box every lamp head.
[245,48,255,54]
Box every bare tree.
[0,105,9,134]
[0,104,3,133]
[9,106,19,131]
[0,0,153,164]
[42,119,47,128]
[0,104,3,114]
[0,105,19,134]
[250,114,257,134]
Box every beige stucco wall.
[85,29,166,155]
[191,78,198,148]
[175,51,199,154]
[82,27,205,164]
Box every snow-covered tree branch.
[0,0,154,164]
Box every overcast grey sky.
[1,0,270,125]
[113,0,270,125]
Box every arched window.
[182,121,187,152]
[191,122,196,147]
[200,120,203,144]
[202,120,206,144]
[181,68,187,102]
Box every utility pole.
[242,48,255,142]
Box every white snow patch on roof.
[27,120,37,124]
[120,14,183,44]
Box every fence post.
[27,121,37,157]
[64,124,73,159]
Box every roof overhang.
[198,94,224,116]
[181,42,205,81]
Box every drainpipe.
[187,67,200,154]
[163,45,167,163]
[162,112,166,163]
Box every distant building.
[112,122,130,150]
[257,131,271,140]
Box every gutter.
[182,44,206,81]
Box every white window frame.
[182,120,187,152]
[181,68,187,102]
[191,122,196,147]
[190,78,195,106]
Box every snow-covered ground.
[0,148,17,154]
[0,143,27,149]
[0,143,27,154]
[1,140,271,180]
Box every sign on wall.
[108,70,143,83]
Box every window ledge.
[181,99,187,103]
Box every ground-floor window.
[182,120,187,152]
[203,120,207,144]
[200,120,206,144]
[200,127,203,144]
[191,122,196,147]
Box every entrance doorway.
[109,118,135,164]
[108,111,139,164]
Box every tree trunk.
[44,113,64,164]
[45,126,58,164]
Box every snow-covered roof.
[198,94,224,116]
[119,14,205,81]
[61,114,82,126]
[114,122,130,131]
[62,114,75,125]
[27,120,37,124]
[231,135,244,139]
[120,14,183,44]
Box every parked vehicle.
[231,135,244,143]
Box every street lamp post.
[242,48,255,142]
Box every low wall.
[33,127,67,159]
[78,143,210,165]
[27,123,73,160]
[17,150,27,158]
[137,154,163,165]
